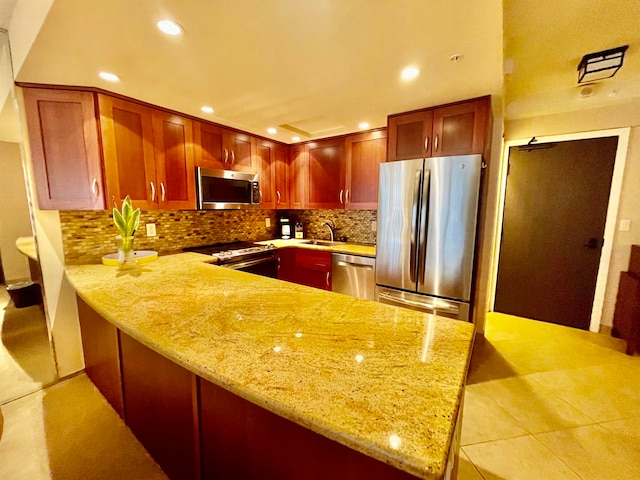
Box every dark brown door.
[494,137,618,330]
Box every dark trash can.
[6,281,42,308]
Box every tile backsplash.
[60,208,377,265]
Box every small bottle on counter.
[295,222,304,239]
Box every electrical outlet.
[265,218,271,228]
[145,223,156,237]
[371,221,377,232]
[619,219,631,231]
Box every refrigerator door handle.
[418,169,430,285]
[410,169,422,282]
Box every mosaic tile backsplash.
[60,209,377,264]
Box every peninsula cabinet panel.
[307,138,346,209]
[98,94,157,210]
[345,129,386,210]
[152,111,197,209]
[432,97,489,157]
[289,144,308,209]
[257,139,276,209]
[274,144,290,209]
[119,332,200,480]
[387,110,433,162]
[76,296,124,418]
[199,378,419,480]
[23,88,105,210]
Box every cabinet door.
[257,139,276,209]
[345,130,386,210]
[289,145,308,209]
[194,121,226,170]
[432,97,489,157]
[99,95,157,210]
[275,145,290,209]
[295,249,332,290]
[277,248,297,282]
[387,110,433,162]
[226,131,254,172]
[152,111,197,209]
[307,138,346,209]
[23,88,105,210]
[120,332,200,480]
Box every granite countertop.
[15,236,37,261]
[65,253,474,480]
[259,238,376,257]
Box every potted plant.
[113,195,140,268]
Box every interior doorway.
[492,129,630,332]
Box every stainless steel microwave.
[196,167,260,210]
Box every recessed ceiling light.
[449,54,464,64]
[292,136,301,142]
[358,122,370,130]
[157,19,183,36]
[99,71,119,82]
[200,106,214,114]
[267,127,277,135]
[401,66,420,80]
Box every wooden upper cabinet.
[256,139,276,209]
[98,94,157,210]
[23,88,105,210]
[227,132,254,172]
[194,122,226,170]
[274,145,289,209]
[152,111,196,210]
[345,130,386,210]
[307,138,345,209]
[432,97,489,156]
[387,110,433,162]
[289,145,308,209]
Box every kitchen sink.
[301,239,342,247]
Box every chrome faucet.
[321,220,336,241]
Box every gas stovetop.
[184,242,277,264]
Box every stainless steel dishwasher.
[331,253,375,300]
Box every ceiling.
[4,0,640,143]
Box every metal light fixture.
[577,45,628,84]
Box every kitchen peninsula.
[66,252,474,480]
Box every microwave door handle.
[410,169,422,283]
[418,169,430,285]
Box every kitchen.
[1,0,635,480]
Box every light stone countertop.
[258,238,376,257]
[15,236,37,261]
[65,252,474,480]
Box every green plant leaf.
[129,208,141,236]
[113,208,126,235]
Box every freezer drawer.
[375,286,470,321]
[332,254,375,301]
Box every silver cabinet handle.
[91,178,99,198]
[325,271,330,288]
[424,136,429,152]
[276,190,281,204]
[339,189,344,204]
[160,182,166,202]
[223,149,228,163]
[434,134,439,152]
[231,150,235,164]
[150,181,156,201]
[346,189,350,204]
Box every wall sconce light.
[578,45,629,84]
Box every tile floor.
[0,309,638,479]
[459,313,640,480]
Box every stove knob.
[268,243,276,249]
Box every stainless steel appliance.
[375,155,482,321]
[331,253,375,300]
[196,167,260,210]
[185,242,278,278]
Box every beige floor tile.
[478,376,595,434]
[0,374,168,480]
[462,435,580,480]
[461,385,529,446]
[599,416,640,452]
[536,424,640,480]
[457,450,485,480]
[528,363,640,422]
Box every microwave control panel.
[252,182,260,204]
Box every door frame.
[489,128,630,332]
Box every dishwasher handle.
[336,260,373,270]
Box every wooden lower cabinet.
[119,332,200,480]
[277,247,297,282]
[295,249,332,290]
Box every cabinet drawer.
[295,249,332,268]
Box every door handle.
[150,181,156,201]
[231,150,235,164]
[434,134,439,153]
[339,189,344,204]
[418,169,431,285]
[276,190,281,204]
[424,136,429,152]
[326,271,331,288]
[160,182,166,202]
[409,170,422,283]
[91,178,99,198]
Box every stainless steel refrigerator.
[375,155,482,321]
